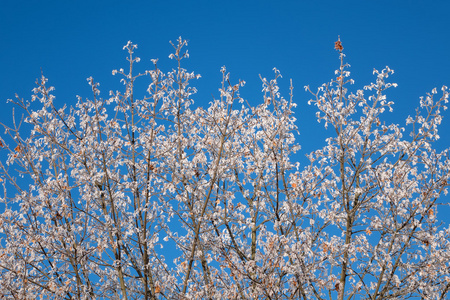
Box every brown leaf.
[334,40,343,51]
[155,285,161,294]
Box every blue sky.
[1,0,450,152]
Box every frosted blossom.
[0,37,449,300]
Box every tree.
[0,37,449,299]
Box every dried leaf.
[335,282,340,292]
[155,285,161,294]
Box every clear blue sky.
[1,0,450,152]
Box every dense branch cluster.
[0,38,449,299]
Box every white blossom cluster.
[0,38,449,299]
